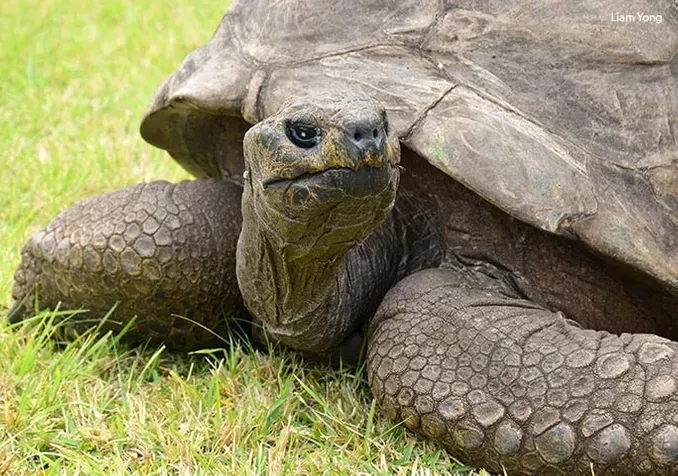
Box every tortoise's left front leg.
[367,268,678,475]
[10,179,247,350]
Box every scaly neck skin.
[236,190,445,354]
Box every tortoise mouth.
[263,164,399,201]
[262,165,399,198]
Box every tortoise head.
[240,92,400,252]
[235,93,401,349]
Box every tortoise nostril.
[346,119,386,156]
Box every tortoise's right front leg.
[10,179,247,350]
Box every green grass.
[0,1,484,474]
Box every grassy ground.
[0,1,486,474]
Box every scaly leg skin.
[10,179,247,350]
[367,268,678,475]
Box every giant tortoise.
[10,0,678,474]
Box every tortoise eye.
[286,122,320,149]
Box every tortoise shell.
[140,0,678,291]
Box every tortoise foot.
[11,179,246,350]
[368,268,678,475]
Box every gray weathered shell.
[140,0,678,291]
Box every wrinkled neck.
[236,190,445,353]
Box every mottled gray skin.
[11,94,678,475]
[235,94,440,355]
[368,269,678,474]
[11,180,245,350]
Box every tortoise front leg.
[10,179,247,350]
[367,268,678,475]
